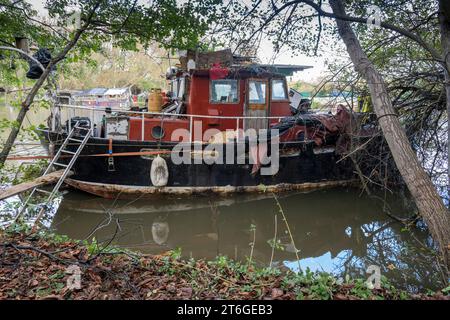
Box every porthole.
[151,125,165,139]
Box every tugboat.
[41,49,375,199]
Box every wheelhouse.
[126,67,307,142]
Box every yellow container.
[148,88,163,112]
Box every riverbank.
[0,226,448,300]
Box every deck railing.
[56,103,289,143]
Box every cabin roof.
[191,64,311,79]
[258,64,312,76]
[73,87,131,97]
[179,49,312,77]
[74,88,108,96]
[104,87,130,96]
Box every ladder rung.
[25,203,43,208]
[54,162,68,168]
[74,126,90,131]
[16,128,91,222]
[60,149,76,155]
[26,203,39,207]
[35,188,52,195]
[29,203,47,209]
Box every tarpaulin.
[277,105,357,153]
[209,63,229,80]
[26,48,54,79]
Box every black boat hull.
[42,130,357,198]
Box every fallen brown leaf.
[271,288,283,299]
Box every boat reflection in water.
[51,188,444,292]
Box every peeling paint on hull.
[65,178,360,199]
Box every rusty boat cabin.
[43,50,363,198]
[123,59,311,143]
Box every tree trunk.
[329,0,450,267]
[0,65,53,166]
[438,0,450,206]
[0,2,99,167]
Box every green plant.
[442,286,450,295]
[267,238,284,251]
[86,237,100,255]
[309,273,334,300]
[247,223,256,267]
[213,255,230,269]
[170,247,182,260]
[350,279,373,299]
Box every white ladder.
[14,123,91,226]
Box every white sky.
[27,0,347,82]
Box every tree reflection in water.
[331,221,445,293]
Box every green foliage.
[0,160,47,190]
[442,286,450,295]
[267,238,284,251]
[43,232,72,245]
[12,160,48,185]
[211,254,230,270]
[2,228,439,300]
[0,0,222,91]
[170,247,182,260]
[350,279,373,299]
[42,0,220,52]
[85,237,99,255]
[159,255,176,275]
[0,1,52,48]
[4,221,32,235]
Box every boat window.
[210,79,239,103]
[249,80,267,104]
[272,79,287,100]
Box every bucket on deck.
[148,88,163,112]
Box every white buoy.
[152,221,169,245]
[150,155,169,187]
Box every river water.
[51,189,445,292]
[0,103,447,293]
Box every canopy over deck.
[258,64,313,76]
